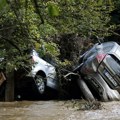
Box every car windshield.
[83,43,98,61]
[83,42,116,61]
[101,42,116,53]
[115,47,120,59]
[106,55,120,75]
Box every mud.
[0,100,120,120]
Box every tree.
[0,0,60,101]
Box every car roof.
[83,41,119,60]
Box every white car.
[26,49,59,96]
[0,49,58,99]
[15,49,59,99]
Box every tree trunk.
[5,68,14,101]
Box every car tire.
[77,78,95,101]
[33,75,58,99]
[34,75,46,95]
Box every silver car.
[75,41,120,101]
[15,49,59,99]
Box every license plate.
[104,70,117,86]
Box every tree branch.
[109,30,120,37]
[32,0,44,24]
[0,35,22,54]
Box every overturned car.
[69,41,120,101]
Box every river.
[0,100,120,120]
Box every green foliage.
[35,40,60,58]
[59,59,72,67]
[0,0,7,11]
[47,1,60,17]
[56,0,114,37]
[0,0,118,71]
[39,22,58,37]
[44,41,59,57]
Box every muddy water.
[0,100,120,120]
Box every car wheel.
[77,78,95,101]
[34,75,46,95]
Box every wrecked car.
[30,49,59,94]
[14,49,59,99]
[0,48,59,99]
[73,41,120,101]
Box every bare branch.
[109,30,120,37]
